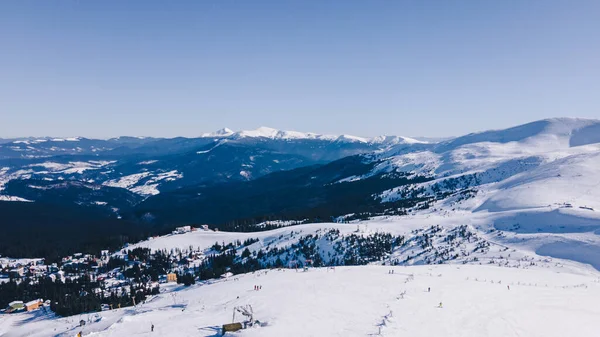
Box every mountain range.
[1,118,600,268]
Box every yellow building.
[166,273,178,283]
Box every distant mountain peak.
[198,126,425,145]
[436,117,600,151]
[236,126,281,138]
[202,128,235,137]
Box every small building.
[173,226,192,235]
[6,301,25,313]
[222,323,243,334]
[25,299,43,311]
[166,273,178,283]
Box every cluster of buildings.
[171,225,214,235]
[0,258,49,283]
[5,299,45,313]
[0,225,219,315]
[0,251,116,284]
[0,250,165,314]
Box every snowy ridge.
[27,161,115,174]
[286,119,600,272]
[0,195,32,202]
[374,119,600,209]
[435,117,600,151]
[199,126,425,144]
[5,214,600,336]
[103,170,183,196]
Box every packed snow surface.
[2,265,599,337]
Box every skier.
[507,285,510,290]
[151,323,154,332]
[428,287,430,292]
[438,302,443,308]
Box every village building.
[25,299,43,311]
[166,273,178,283]
[6,301,25,313]
[173,225,192,235]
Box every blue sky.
[1,1,599,138]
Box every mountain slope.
[131,118,600,269]
[3,118,600,269]
[132,155,433,226]
[0,128,417,199]
[3,264,599,337]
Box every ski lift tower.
[223,305,254,334]
[235,305,254,326]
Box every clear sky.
[1,1,599,138]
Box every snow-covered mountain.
[374,118,600,216]
[3,118,600,272]
[200,126,425,144]
[131,118,600,270]
[4,118,600,336]
[0,128,410,201]
[4,220,600,337]
[4,265,600,337]
[0,127,422,160]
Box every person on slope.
[151,323,154,332]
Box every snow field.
[2,265,599,337]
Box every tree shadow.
[198,325,221,337]
[13,309,54,326]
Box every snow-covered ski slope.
[353,118,600,269]
[128,211,600,272]
[3,265,599,337]
[379,118,600,211]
